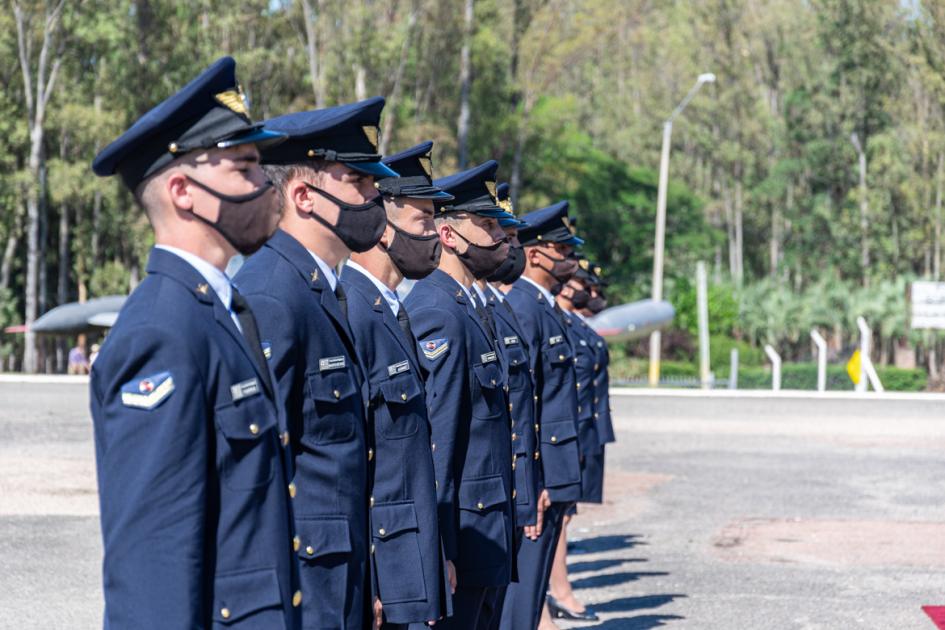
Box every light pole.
[648,72,716,386]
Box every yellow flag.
[846,350,862,384]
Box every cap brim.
[407,190,455,200]
[499,217,527,228]
[471,207,510,218]
[561,235,584,246]
[217,127,287,150]
[345,160,400,178]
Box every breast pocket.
[505,346,531,392]
[375,372,423,439]
[371,501,427,604]
[305,368,360,445]
[471,362,505,420]
[457,475,510,571]
[540,418,581,488]
[543,345,574,371]
[215,395,278,492]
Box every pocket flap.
[544,346,573,365]
[505,347,528,368]
[308,370,358,403]
[378,374,422,405]
[215,396,276,441]
[371,501,419,538]
[295,516,352,560]
[541,419,578,445]
[212,567,282,624]
[458,475,507,511]
[472,362,503,390]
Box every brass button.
[594,397,599,404]
[477,502,485,510]
[504,385,509,392]
[510,420,515,429]
[491,379,497,386]
[293,590,302,607]
[512,460,517,470]
[577,405,582,413]
[282,431,290,446]
[288,482,297,498]
[573,357,578,364]
[435,480,439,489]
[511,432,518,441]
[534,451,541,460]
[370,496,375,507]
[401,392,407,401]
[594,363,600,370]
[333,389,341,399]
[293,535,300,551]
[249,423,260,435]
[368,448,374,461]
[379,528,386,536]
[431,443,436,452]
[534,423,540,432]
[533,395,538,403]
[558,354,565,361]
[305,545,314,555]
[512,489,517,499]
[594,412,599,419]
[551,436,558,443]
[508,403,513,412]
[168,142,179,153]
[371,543,376,554]
[307,149,316,157]
[221,607,231,619]
[576,383,581,390]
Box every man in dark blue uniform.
[339,141,454,628]
[500,201,584,630]
[404,161,516,630]
[89,57,300,628]
[235,98,398,630]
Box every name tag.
[549,335,563,346]
[503,336,519,346]
[319,356,346,372]
[480,351,497,364]
[230,378,260,402]
[387,360,410,376]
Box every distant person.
[67,345,89,375]
[89,57,300,628]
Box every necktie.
[471,293,497,348]
[231,289,274,395]
[334,282,348,318]
[396,306,421,366]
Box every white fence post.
[729,348,738,390]
[855,316,884,393]
[696,261,711,389]
[764,344,781,391]
[810,329,827,392]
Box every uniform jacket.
[235,229,370,630]
[505,279,582,503]
[404,269,515,588]
[560,311,602,457]
[485,287,541,527]
[587,324,616,445]
[90,248,297,630]
[340,265,451,624]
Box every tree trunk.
[456,0,474,169]
[935,152,943,280]
[378,5,418,155]
[851,132,869,287]
[301,0,323,107]
[734,178,744,286]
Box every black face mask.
[587,295,607,314]
[453,229,510,279]
[187,177,279,255]
[565,288,590,309]
[486,242,526,284]
[536,248,579,283]
[305,184,386,253]
[383,221,441,280]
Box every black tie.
[471,293,497,348]
[396,306,421,366]
[334,282,348,318]
[231,289,274,395]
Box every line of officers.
[88,57,615,630]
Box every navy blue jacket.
[235,230,370,629]
[340,264,451,624]
[588,325,616,445]
[90,248,297,630]
[560,310,601,458]
[485,286,541,527]
[404,269,515,588]
[505,279,582,503]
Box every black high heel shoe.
[546,594,600,621]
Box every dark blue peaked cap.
[518,200,584,246]
[495,182,528,228]
[433,160,507,217]
[92,56,284,191]
[376,141,452,200]
[260,97,398,178]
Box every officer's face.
[562,278,583,299]
[308,162,377,225]
[384,197,436,240]
[503,227,519,245]
[460,214,506,247]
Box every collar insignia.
[196,283,209,295]
[310,269,319,283]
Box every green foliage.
[709,335,765,369]
[731,362,927,392]
[89,261,131,298]
[668,278,739,338]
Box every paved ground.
[1,383,943,629]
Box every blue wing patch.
[120,371,175,410]
[421,338,449,360]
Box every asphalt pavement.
[1,382,943,629]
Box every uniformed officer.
[89,57,300,628]
[500,201,585,630]
[235,97,398,629]
[339,141,454,627]
[404,161,516,630]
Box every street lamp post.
[648,73,716,386]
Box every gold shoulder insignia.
[214,86,249,117]
[362,126,379,151]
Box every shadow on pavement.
[592,594,687,614]
[569,534,647,555]
[568,558,648,573]
[586,614,685,629]
[572,571,670,590]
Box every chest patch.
[503,335,519,346]
[230,378,261,402]
[387,360,410,376]
[319,355,347,372]
[549,335,564,346]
